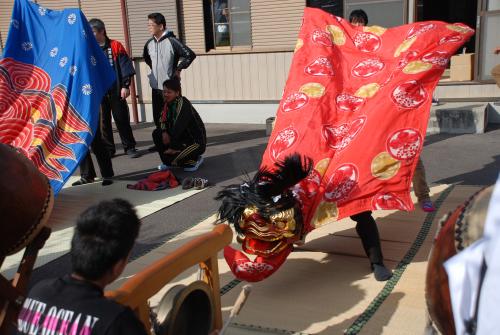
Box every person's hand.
[494,46,500,55]
[162,132,170,146]
[164,148,180,155]
[120,88,130,99]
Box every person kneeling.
[16,199,147,335]
[152,79,207,172]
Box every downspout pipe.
[120,0,140,124]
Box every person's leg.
[152,128,173,166]
[492,64,500,105]
[149,89,164,152]
[72,152,97,186]
[90,117,114,185]
[413,158,435,211]
[100,95,116,157]
[491,64,500,89]
[351,211,392,281]
[170,143,206,171]
[110,94,139,156]
[152,89,163,129]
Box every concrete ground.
[11,124,500,335]
[19,122,500,334]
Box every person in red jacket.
[73,19,141,186]
[89,18,140,158]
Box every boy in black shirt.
[16,199,147,335]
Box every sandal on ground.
[182,177,195,190]
[193,178,208,190]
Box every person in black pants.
[152,78,206,172]
[72,112,114,186]
[351,211,392,281]
[89,18,140,159]
[346,9,392,281]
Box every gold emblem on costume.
[394,36,417,57]
[371,152,401,180]
[315,158,330,177]
[326,25,346,45]
[300,83,326,98]
[446,24,473,34]
[295,38,304,52]
[311,201,338,228]
[354,83,380,98]
[364,25,387,36]
[403,60,433,74]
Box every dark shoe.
[72,177,94,186]
[372,263,392,281]
[108,151,116,158]
[126,148,142,158]
[102,178,113,186]
[148,145,157,152]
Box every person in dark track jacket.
[143,13,196,131]
[152,78,206,172]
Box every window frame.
[475,0,500,82]
[208,0,252,52]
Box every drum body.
[425,187,492,334]
[0,144,54,256]
[155,280,215,335]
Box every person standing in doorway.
[143,13,196,151]
[88,19,141,159]
[349,9,436,212]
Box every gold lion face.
[238,206,302,257]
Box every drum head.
[0,144,54,256]
[155,280,215,335]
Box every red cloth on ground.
[261,8,474,233]
[126,171,179,191]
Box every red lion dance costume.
[217,8,474,282]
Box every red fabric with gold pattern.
[264,8,473,233]
[223,8,474,282]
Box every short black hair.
[88,18,105,32]
[163,78,181,92]
[349,9,369,25]
[148,13,167,30]
[71,199,141,280]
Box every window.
[307,0,343,17]
[477,0,500,80]
[204,0,251,50]
[345,0,406,27]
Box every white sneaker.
[184,156,204,172]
